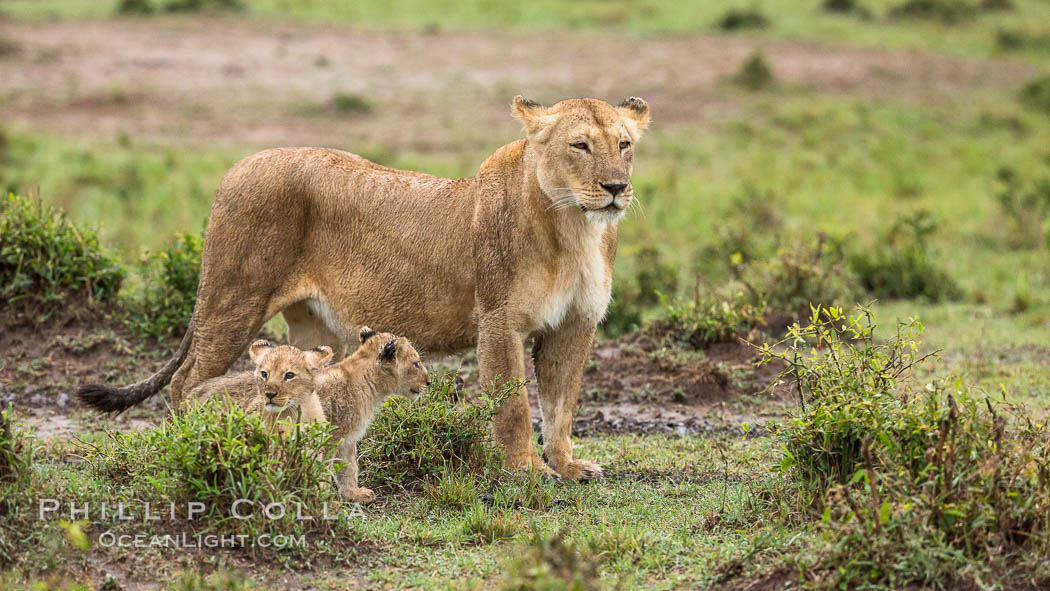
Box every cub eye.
[413,362,422,369]
[571,142,589,152]
[284,372,296,381]
[259,371,268,379]
[619,140,631,150]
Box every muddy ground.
[0,314,786,441]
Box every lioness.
[78,95,650,481]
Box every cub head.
[358,326,430,400]
[248,340,333,414]
[512,95,650,225]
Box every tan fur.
[104,95,649,481]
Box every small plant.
[888,0,976,23]
[716,7,769,30]
[123,232,202,338]
[741,234,859,320]
[848,210,961,301]
[117,0,242,14]
[462,505,519,543]
[0,194,125,324]
[116,0,155,14]
[822,0,871,15]
[331,92,374,114]
[602,246,678,337]
[996,27,1050,52]
[757,306,1050,587]
[500,529,601,591]
[0,407,30,483]
[1019,76,1050,117]
[732,51,774,91]
[654,292,763,349]
[358,371,511,490]
[994,167,1050,250]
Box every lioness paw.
[557,459,603,481]
[345,487,376,504]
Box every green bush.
[716,7,769,30]
[602,246,678,337]
[888,0,976,23]
[331,92,374,114]
[996,27,1050,52]
[1019,76,1050,117]
[117,0,241,14]
[0,406,31,484]
[500,529,602,591]
[358,371,510,490]
[653,292,763,349]
[758,306,1050,587]
[995,166,1050,250]
[732,51,775,91]
[742,235,859,320]
[848,210,961,301]
[123,232,202,338]
[0,194,125,323]
[91,398,340,534]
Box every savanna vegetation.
[1,0,1049,588]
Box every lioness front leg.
[477,312,550,475]
[533,317,602,480]
[335,439,375,504]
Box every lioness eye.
[414,362,422,369]
[571,142,589,152]
[284,372,296,380]
[260,370,268,379]
[619,140,631,150]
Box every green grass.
[5,0,1050,58]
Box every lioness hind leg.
[173,294,273,403]
[282,301,346,359]
[533,319,603,481]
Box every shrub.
[500,529,602,591]
[653,292,763,349]
[821,0,870,15]
[1019,76,1050,116]
[716,7,769,30]
[123,232,202,338]
[996,27,1050,52]
[0,194,125,324]
[602,246,678,337]
[888,0,976,23]
[331,92,374,114]
[758,306,1050,587]
[995,166,1050,250]
[358,371,511,490]
[0,406,31,484]
[116,0,241,14]
[90,398,340,534]
[742,234,859,320]
[848,210,961,301]
[732,51,774,91]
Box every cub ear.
[617,96,650,138]
[248,339,273,364]
[511,95,558,142]
[359,326,377,344]
[379,340,397,363]
[305,345,334,368]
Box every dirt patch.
[721,567,800,591]
[439,329,787,438]
[0,18,1035,150]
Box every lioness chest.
[523,229,612,333]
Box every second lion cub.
[190,327,430,503]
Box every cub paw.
[556,459,603,481]
[345,487,376,504]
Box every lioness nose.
[600,182,627,197]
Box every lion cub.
[186,341,333,426]
[313,327,430,503]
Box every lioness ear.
[511,95,558,142]
[359,326,377,344]
[305,346,334,368]
[248,340,273,364]
[617,97,650,139]
[379,340,397,363]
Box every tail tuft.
[77,384,151,414]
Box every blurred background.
[1,0,1048,397]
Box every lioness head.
[248,340,333,413]
[358,327,430,400]
[512,95,650,224]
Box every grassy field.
[2,1,1050,589]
